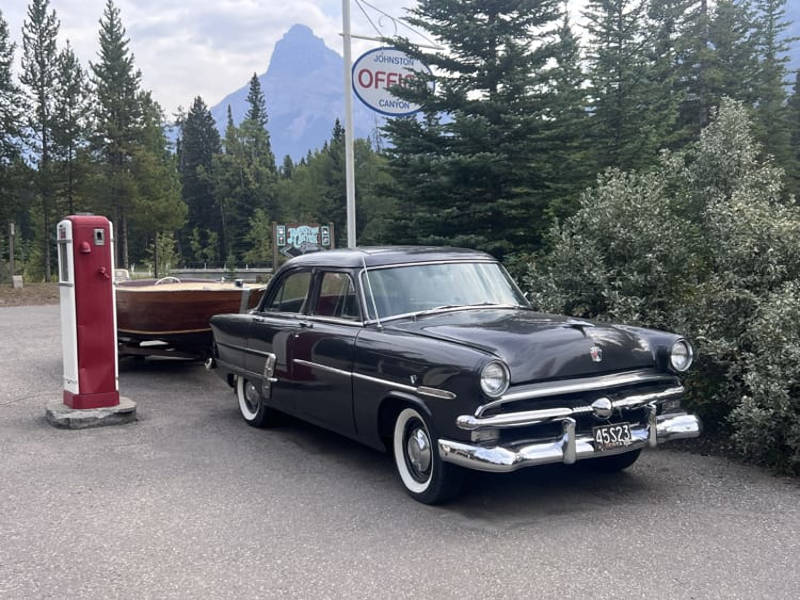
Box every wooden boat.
[116,277,265,358]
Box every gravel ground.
[1,304,799,599]
[0,282,59,307]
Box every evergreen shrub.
[524,99,800,472]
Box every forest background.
[3,0,800,470]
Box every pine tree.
[787,72,800,198]
[0,10,23,168]
[584,0,662,171]
[0,10,25,229]
[280,155,294,179]
[90,0,142,268]
[316,120,347,246]
[211,83,278,261]
[245,73,267,128]
[21,0,60,280]
[677,0,713,133]
[646,0,692,147]
[274,126,394,249]
[210,113,246,260]
[706,0,760,109]
[676,0,762,140]
[241,208,272,265]
[222,104,241,158]
[180,96,221,262]
[752,0,796,170]
[130,92,185,274]
[52,41,91,215]
[241,73,275,172]
[540,11,593,221]
[384,0,562,257]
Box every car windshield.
[361,261,529,320]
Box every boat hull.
[116,280,264,356]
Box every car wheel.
[393,407,463,504]
[587,449,642,472]
[236,376,275,428]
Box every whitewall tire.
[236,376,274,428]
[393,407,463,504]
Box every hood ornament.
[590,345,603,363]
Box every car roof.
[281,246,496,269]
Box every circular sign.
[352,47,433,117]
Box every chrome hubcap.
[244,381,260,412]
[406,427,431,474]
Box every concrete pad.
[45,396,137,429]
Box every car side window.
[264,271,312,314]
[313,272,360,321]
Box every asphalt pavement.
[1,304,799,599]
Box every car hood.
[387,308,655,384]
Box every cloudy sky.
[4,0,582,116]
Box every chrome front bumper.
[438,412,702,473]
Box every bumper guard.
[438,409,702,473]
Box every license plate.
[593,422,633,451]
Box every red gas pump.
[57,215,120,409]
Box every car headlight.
[669,339,694,372]
[480,361,510,398]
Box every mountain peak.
[210,24,382,161]
[285,24,315,39]
[267,23,335,79]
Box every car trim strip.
[361,259,497,271]
[216,340,273,358]
[459,386,685,430]
[294,359,351,378]
[475,369,679,417]
[293,359,457,400]
[120,327,211,335]
[303,314,365,327]
[367,303,528,326]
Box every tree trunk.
[113,178,121,269]
[67,142,74,214]
[698,0,709,128]
[120,207,129,269]
[153,233,158,278]
[42,124,51,282]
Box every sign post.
[340,3,435,249]
[342,0,357,248]
[8,221,14,280]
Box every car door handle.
[298,321,314,329]
[253,316,265,323]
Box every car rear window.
[314,272,360,321]
[265,271,312,313]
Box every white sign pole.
[342,0,357,248]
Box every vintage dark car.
[207,247,701,504]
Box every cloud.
[4,0,587,116]
[5,0,420,116]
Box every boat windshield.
[361,261,529,321]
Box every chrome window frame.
[310,270,363,323]
[260,267,314,315]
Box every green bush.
[730,282,800,472]
[524,99,800,471]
